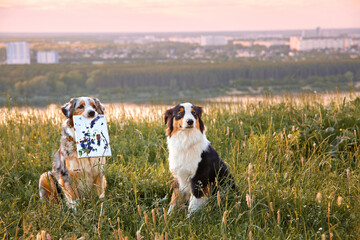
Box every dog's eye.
[192,111,197,116]
[177,112,184,117]
[78,105,84,109]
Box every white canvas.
[73,115,112,158]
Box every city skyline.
[0,0,359,33]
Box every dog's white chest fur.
[167,130,210,193]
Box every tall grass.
[0,93,360,239]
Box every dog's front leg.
[187,179,209,217]
[167,180,189,215]
[59,175,79,210]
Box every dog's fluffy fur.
[165,102,235,215]
[39,97,107,207]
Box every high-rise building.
[37,51,59,64]
[6,42,31,64]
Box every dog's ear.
[61,98,77,118]
[93,97,105,114]
[193,105,203,118]
[165,107,176,137]
[193,105,205,133]
[164,108,174,125]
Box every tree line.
[1,59,359,105]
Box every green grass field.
[1,93,360,239]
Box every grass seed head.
[137,205,141,215]
[136,230,141,240]
[337,196,343,206]
[248,163,252,175]
[222,211,227,225]
[143,211,148,225]
[152,209,156,225]
[269,202,274,212]
[246,194,252,208]
[163,208,167,222]
[316,192,322,203]
[217,191,221,207]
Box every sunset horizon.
[1,0,359,33]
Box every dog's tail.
[39,171,63,203]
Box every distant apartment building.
[200,36,227,46]
[289,36,352,51]
[37,51,59,64]
[6,42,31,64]
[253,40,289,48]
[134,35,161,44]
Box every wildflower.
[339,128,343,132]
[292,125,295,131]
[321,234,326,240]
[249,231,253,240]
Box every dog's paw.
[67,200,78,211]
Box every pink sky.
[0,0,359,32]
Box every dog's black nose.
[88,110,95,117]
[187,119,194,125]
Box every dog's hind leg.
[39,171,60,203]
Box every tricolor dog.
[39,97,107,207]
[164,102,235,216]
